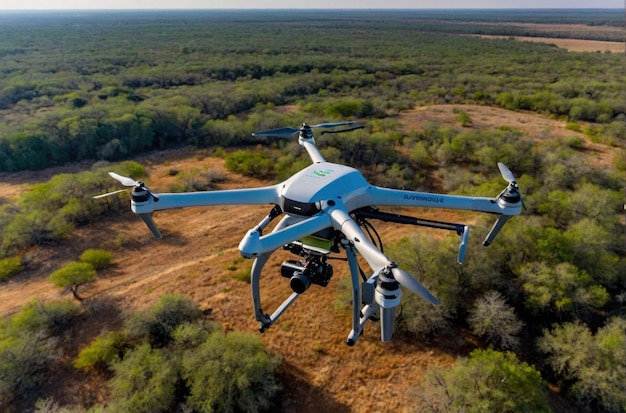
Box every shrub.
[10,298,80,336]
[108,344,180,413]
[0,256,23,282]
[0,299,78,406]
[74,332,125,371]
[225,149,275,179]
[416,349,550,413]
[125,294,201,347]
[181,330,281,413]
[79,249,114,271]
[455,111,472,127]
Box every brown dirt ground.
[471,34,625,53]
[1,104,612,412]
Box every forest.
[0,9,625,413]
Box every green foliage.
[181,330,281,413]
[125,294,202,347]
[72,296,278,413]
[1,160,146,253]
[108,343,180,413]
[324,98,376,118]
[0,299,79,406]
[79,249,114,271]
[454,110,472,127]
[417,349,550,413]
[0,256,23,281]
[225,149,275,179]
[74,332,125,371]
[49,261,96,301]
[0,11,622,172]
[388,234,458,337]
[517,262,608,317]
[9,298,80,336]
[538,318,626,412]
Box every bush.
[0,256,23,281]
[0,299,78,406]
[108,343,180,413]
[79,249,114,271]
[455,110,472,127]
[181,330,281,413]
[125,294,201,347]
[225,149,275,179]
[74,332,125,371]
[416,349,550,413]
[10,298,80,336]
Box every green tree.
[517,261,609,317]
[538,318,626,412]
[108,343,180,413]
[49,261,97,301]
[181,330,281,413]
[417,349,550,413]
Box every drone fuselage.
[279,162,369,217]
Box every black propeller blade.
[252,121,359,139]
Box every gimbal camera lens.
[290,272,311,294]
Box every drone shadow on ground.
[274,361,351,413]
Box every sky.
[0,0,623,10]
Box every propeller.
[497,162,516,184]
[252,121,357,139]
[92,188,129,199]
[391,266,440,305]
[497,162,526,210]
[93,172,162,239]
[109,172,141,187]
[329,209,439,305]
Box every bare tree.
[468,291,523,350]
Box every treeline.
[0,11,624,172]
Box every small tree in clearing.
[49,262,96,301]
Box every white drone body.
[99,122,522,345]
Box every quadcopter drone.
[96,121,522,345]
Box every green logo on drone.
[313,169,333,177]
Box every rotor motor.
[374,270,401,342]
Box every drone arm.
[329,207,388,269]
[299,137,326,164]
[364,186,521,216]
[131,185,282,214]
[239,213,332,258]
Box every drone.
[95,121,522,345]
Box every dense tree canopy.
[0,10,623,172]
